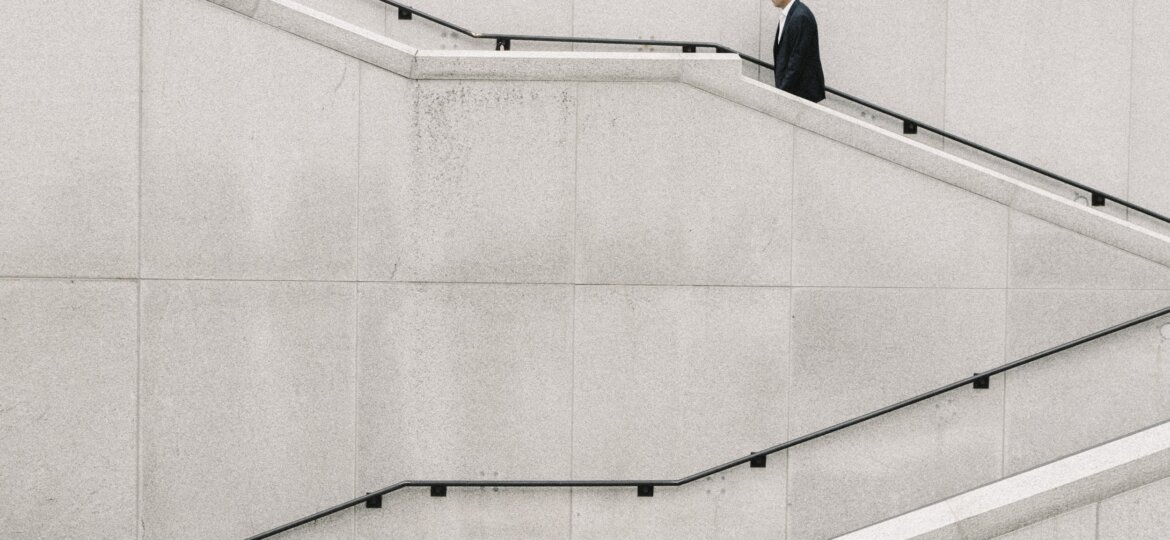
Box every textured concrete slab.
[0,280,137,538]
[993,504,1097,540]
[142,0,359,280]
[946,0,1133,202]
[572,285,789,480]
[1099,475,1170,540]
[788,386,1003,540]
[355,488,570,540]
[792,129,1008,288]
[571,284,788,538]
[574,0,757,55]
[140,280,356,539]
[1004,290,1170,475]
[356,283,573,538]
[790,288,1006,436]
[576,82,792,286]
[360,78,576,283]
[808,0,947,127]
[794,0,949,150]
[839,420,1170,540]
[1010,211,1170,289]
[1128,0,1170,222]
[0,1,139,278]
[570,460,786,539]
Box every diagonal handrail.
[373,0,1170,227]
[247,305,1170,539]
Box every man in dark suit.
[772,0,825,103]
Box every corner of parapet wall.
[201,0,1170,269]
[221,0,419,77]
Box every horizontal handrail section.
[372,0,1170,227]
[248,304,1170,539]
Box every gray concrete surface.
[0,0,139,278]
[360,77,577,283]
[0,280,137,538]
[575,82,792,286]
[993,505,1097,540]
[792,130,1008,288]
[139,280,356,539]
[142,0,360,281]
[356,282,574,539]
[6,1,1170,537]
[1099,475,1170,539]
[841,420,1170,540]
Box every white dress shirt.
[777,0,797,44]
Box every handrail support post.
[903,120,918,135]
[397,7,412,20]
[973,373,991,390]
[682,45,697,53]
[496,38,511,51]
[365,493,382,508]
[637,485,654,497]
[430,485,447,497]
[1091,193,1106,207]
[749,453,767,468]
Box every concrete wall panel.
[787,388,1003,540]
[1010,211,1170,289]
[807,0,948,126]
[792,129,1008,288]
[142,0,359,280]
[571,284,788,538]
[571,461,786,539]
[573,0,757,55]
[360,78,576,283]
[1004,290,1170,475]
[0,1,139,278]
[356,283,574,539]
[945,0,1133,200]
[0,280,137,538]
[1127,0,1170,220]
[993,504,1098,540]
[576,82,793,286]
[572,285,789,479]
[1099,475,1170,539]
[786,286,1006,540]
[140,280,356,539]
[790,288,1006,436]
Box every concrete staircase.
[7,0,1170,538]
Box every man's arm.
[779,15,815,91]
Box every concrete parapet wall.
[841,420,1170,540]
[3,1,1170,539]
[294,0,1170,226]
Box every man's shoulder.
[792,1,817,21]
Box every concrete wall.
[300,0,1170,227]
[4,1,1170,539]
[991,475,1170,540]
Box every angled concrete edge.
[206,0,1170,268]
[835,420,1170,540]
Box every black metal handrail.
[374,0,1170,227]
[247,304,1170,539]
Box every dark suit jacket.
[772,0,825,103]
